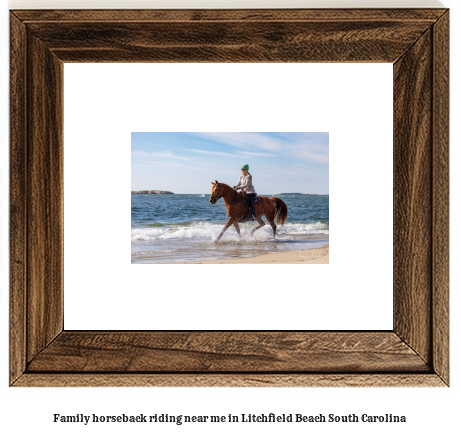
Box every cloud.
[132,150,190,161]
[183,148,276,158]
[190,132,328,164]
[133,160,235,173]
[191,132,283,152]
[285,145,329,165]
[239,151,276,157]
[134,160,189,168]
[183,149,236,157]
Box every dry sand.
[184,245,329,264]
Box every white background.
[64,63,392,330]
[1,1,459,436]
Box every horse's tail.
[271,197,288,226]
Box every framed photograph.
[10,9,449,386]
[130,131,329,265]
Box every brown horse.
[209,181,288,242]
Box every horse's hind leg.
[267,217,277,238]
[250,217,265,237]
[233,221,241,237]
[216,217,234,242]
[265,204,277,238]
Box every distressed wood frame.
[10,9,449,387]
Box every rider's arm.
[234,175,243,189]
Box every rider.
[233,164,256,219]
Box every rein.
[210,183,222,201]
[211,183,242,206]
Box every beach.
[183,245,329,264]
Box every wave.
[131,249,178,255]
[131,221,328,242]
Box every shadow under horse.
[209,181,288,242]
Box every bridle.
[210,183,222,202]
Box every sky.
[131,132,329,195]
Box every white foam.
[278,222,329,235]
[131,221,328,242]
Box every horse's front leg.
[216,217,234,242]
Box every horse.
[209,181,288,242]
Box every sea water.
[131,194,329,263]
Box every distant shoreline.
[276,193,328,196]
[131,190,174,194]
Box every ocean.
[131,194,329,263]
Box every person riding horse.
[209,177,288,241]
[233,164,256,220]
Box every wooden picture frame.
[10,9,449,387]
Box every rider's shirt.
[235,174,256,194]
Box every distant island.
[276,193,328,196]
[131,190,174,195]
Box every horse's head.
[209,180,221,204]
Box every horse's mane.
[216,182,242,204]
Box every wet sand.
[183,245,329,264]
